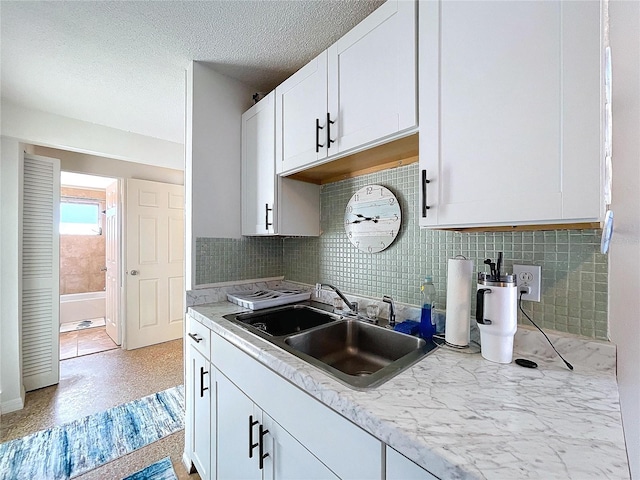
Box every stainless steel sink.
[223,304,436,389]
[223,304,338,337]
[285,320,435,389]
[285,319,424,375]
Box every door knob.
[100,266,108,272]
[129,270,139,276]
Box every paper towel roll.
[445,258,474,347]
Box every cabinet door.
[328,0,416,155]
[242,92,276,235]
[419,0,601,228]
[262,413,338,480]
[275,51,328,175]
[386,446,438,480]
[216,371,262,480]
[212,331,383,479]
[189,345,212,479]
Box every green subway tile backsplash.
[196,237,283,285]
[284,163,608,340]
[195,163,607,339]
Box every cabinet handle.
[315,118,324,153]
[188,332,202,343]
[199,366,209,398]
[326,112,335,150]
[265,203,273,230]
[259,424,270,470]
[249,415,259,459]
[421,169,431,218]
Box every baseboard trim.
[182,451,195,474]
[1,394,25,414]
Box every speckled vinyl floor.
[0,338,200,480]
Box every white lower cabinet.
[184,315,214,480]
[186,316,444,480]
[386,446,438,480]
[216,371,261,479]
[211,329,382,479]
[190,347,212,478]
[216,370,338,480]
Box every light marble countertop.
[188,301,630,479]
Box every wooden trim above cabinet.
[446,222,602,233]
[286,133,419,185]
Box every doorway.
[59,172,120,359]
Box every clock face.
[344,185,401,253]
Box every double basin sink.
[223,303,436,389]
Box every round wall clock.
[344,185,401,253]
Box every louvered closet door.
[22,154,60,391]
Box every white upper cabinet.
[243,92,277,235]
[242,92,320,236]
[276,0,417,176]
[275,53,329,175]
[327,0,417,155]
[419,0,602,228]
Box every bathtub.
[60,291,106,325]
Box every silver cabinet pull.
[129,270,139,276]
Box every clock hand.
[355,214,380,223]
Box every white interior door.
[22,154,60,391]
[105,179,121,345]
[125,179,184,350]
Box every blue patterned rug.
[0,385,184,480]
[122,457,177,480]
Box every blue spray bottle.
[420,276,436,339]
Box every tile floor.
[0,338,199,480]
[60,325,118,360]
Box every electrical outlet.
[513,264,542,302]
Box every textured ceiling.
[1,1,384,144]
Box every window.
[59,201,101,235]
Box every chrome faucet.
[382,295,396,327]
[315,283,358,314]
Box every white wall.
[185,62,255,289]
[0,137,25,413]
[32,146,184,185]
[608,1,640,477]
[1,101,184,171]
